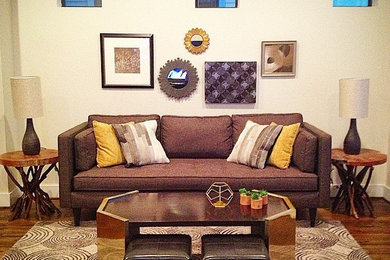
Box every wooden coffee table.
[97,191,296,260]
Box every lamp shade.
[10,76,43,118]
[339,78,369,119]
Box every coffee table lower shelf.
[96,191,296,260]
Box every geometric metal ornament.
[206,182,233,208]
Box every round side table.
[0,149,61,220]
[331,148,387,219]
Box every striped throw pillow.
[112,120,169,166]
[227,120,282,169]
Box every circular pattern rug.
[0,220,371,260]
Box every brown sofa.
[58,113,331,226]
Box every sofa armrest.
[58,122,88,208]
[302,122,331,208]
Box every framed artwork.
[261,41,297,78]
[61,0,102,7]
[100,33,154,88]
[196,0,237,8]
[205,62,256,104]
[333,0,371,6]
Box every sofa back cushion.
[292,127,318,172]
[88,114,161,140]
[74,128,97,171]
[161,115,232,158]
[232,113,303,144]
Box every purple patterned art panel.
[205,62,257,104]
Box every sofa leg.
[73,208,81,226]
[309,208,317,227]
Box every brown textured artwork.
[114,48,140,73]
[261,41,296,77]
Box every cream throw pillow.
[227,120,282,169]
[92,120,133,168]
[112,120,169,166]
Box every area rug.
[1,220,371,260]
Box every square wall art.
[100,33,154,88]
[333,0,371,6]
[205,62,257,104]
[261,41,296,77]
[61,0,102,7]
[196,0,237,8]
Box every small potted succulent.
[259,189,268,205]
[250,192,263,209]
[239,188,251,206]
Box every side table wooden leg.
[332,185,344,212]
[348,185,359,219]
[5,166,36,220]
[35,187,61,217]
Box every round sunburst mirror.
[158,58,199,99]
[184,28,209,54]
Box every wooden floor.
[0,199,389,259]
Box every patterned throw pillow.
[227,120,282,169]
[112,120,169,167]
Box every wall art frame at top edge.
[196,0,238,8]
[61,0,102,7]
[100,33,154,88]
[333,0,372,7]
[261,41,297,78]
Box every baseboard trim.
[0,191,11,207]
[0,184,59,207]
[384,185,390,202]
[41,184,59,199]
[0,188,20,207]
[331,184,387,198]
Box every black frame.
[196,0,238,8]
[61,0,102,7]
[100,33,154,89]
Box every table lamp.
[10,76,43,155]
[339,78,369,155]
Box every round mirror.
[190,35,203,47]
[184,28,209,54]
[158,58,199,99]
[168,68,189,89]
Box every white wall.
[0,0,14,206]
[4,0,389,199]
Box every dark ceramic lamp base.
[22,118,41,155]
[343,118,361,155]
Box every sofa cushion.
[232,113,303,144]
[292,128,318,172]
[88,114,161,140]
[112,120,169,167]
[74,128,96,171]
[73,159,318,192]
[161,115,232,158]
[227,121,282,169]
